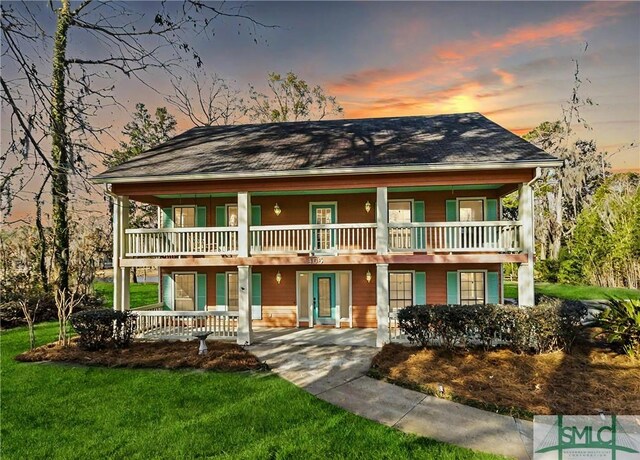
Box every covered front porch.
[131,310,376,347]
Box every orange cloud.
[435,2,628,62]
[328,1,629,98]
[493,68,515,85]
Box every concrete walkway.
[250,334,533,460]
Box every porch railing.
[125,227,238,257]
[132,311,239,338]
[388,221,522,253]
[131,302,164,312]
[250,223,377,255]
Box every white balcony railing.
[388,221,522,253]
[132,310,239,338]
[250,223,377,255]
[123,221,522,257]
[125,227,238,257]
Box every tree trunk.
[35,177,50,292]
[132,267,138,284]
[50,0,72,294]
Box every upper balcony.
[124,220,523,258]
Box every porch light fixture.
[365,201,372,213]
[366,270,372,283]
[274,203,282,216]
[276,271,282,284]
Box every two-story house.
[95,113,561,347]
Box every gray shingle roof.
[94,112,560,182]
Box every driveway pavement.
[250,334,534,460]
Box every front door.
[311,203,336,254]
[312,273,336,325]
[174,273,196,311]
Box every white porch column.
[376,263,390,347]
[112,196,121,311]
[238,191,251,258]
[237,265,253,345]
[118,196,130,311]
[376,187,388,255]
[518,184,535,306]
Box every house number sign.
[308,257,324,264]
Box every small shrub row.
[70,309,136,350]
[397,297,587,353]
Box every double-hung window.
[390,272,413,312]
[459,272,485,305]
[173,206,196,228]
[226,272,239,311]
[458,199,484,222]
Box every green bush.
[397,298,587,354]
[536,259,560,283]
[598,299,640,357]
[70,309,135,350]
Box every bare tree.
[168,69,245,126]
[1,1,272,300]
[19,298,40,350]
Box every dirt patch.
[371,343,640,418]
[16,340,266,372]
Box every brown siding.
[113,169,533,196]
[160,263,501,329]
[138,189,504,227]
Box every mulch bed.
[16,340,266,372]
[370,343,640,418]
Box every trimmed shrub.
[397,298,587,354]
[598,299,640,357]
[70,309,136,350]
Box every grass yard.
[1,323,499,460]
[503,281,640,301]
[371,343,640,419]
[94,281,158,308]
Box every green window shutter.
[215,273,226,310]
[216,206,226,226]
[446,271,459,305]
[413,201,425,250]
[487,272,499,304]
[197,273,207,311]
[445,200,458,222]
[445,200,457,248]
[486,199,498,221]
[251,273,262,320]
[415,272,426,305]
[162,274,174,309]
[251,205,262,226]
[162,207,173,228]
[196,206,207,227]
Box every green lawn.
[504,281,640,301]
[94,281,159,308]
[0,323,498,459]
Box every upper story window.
[458,199,484,222]
[227,205,238,227]
[389,201,412,223]
[460,271,485,305]
[173,206,195,228]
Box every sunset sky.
[117,0,639,168]
[2,1,639,221]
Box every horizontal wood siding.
[161,263,502,329]
[113,169,534,196]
